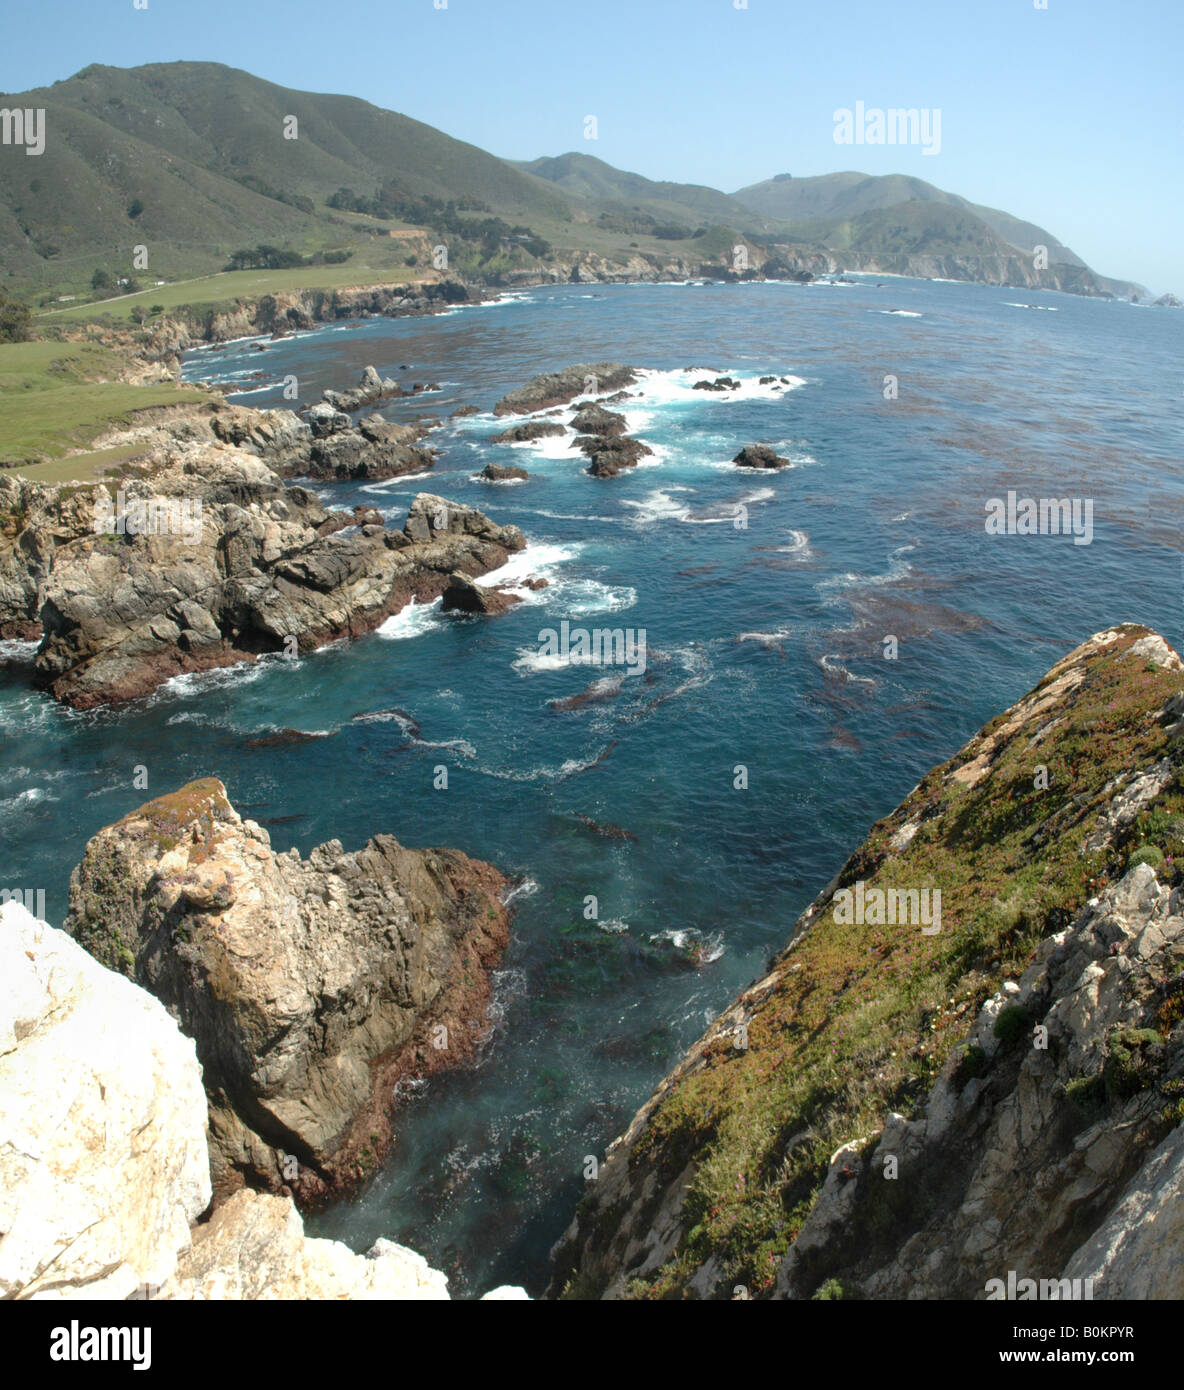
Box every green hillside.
[735,171,1086,268]
[514,151,769,235]
[0,61,570,300]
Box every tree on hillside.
[0,291,32,342]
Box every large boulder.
[479,463,530,483]
[65,779,514,1199]
[307,402,353,439]
[733,443,791,469]
[441,570,522,615]
[308,415,436,480]
[210,405,313,467]
[574,435,653,478]
[569,404,627,438]
[0,901,211,1300]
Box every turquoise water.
[2,277,1181,1295]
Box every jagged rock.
[308,418,436,481]
[569,404,627,438]
[25,454,523,707]
[0,901,211,1300]
[490,421,566,445]
[65,778,513,1198]
[692,376,741,392]
[441,571,522,616]
[493,363,637,416]
[307,402,353,438]
[1061,1121,1184,1297]
[323,365,400,413]
[479,463,530,482]
[316,504,386,536]
[733,443,791,469]
[573,435,653,478]
[210,405,313,466]
[0,473,109,639]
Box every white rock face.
[1062,1123,1184,1299]
[0,902,528,1303]
[158,1190,451,1300]
[0,901,212,1300]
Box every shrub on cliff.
[0,291,32,343]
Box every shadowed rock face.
[569,404,627,438]
[479,463,530,482]
[550,626,1184,1300]
[18,450,523,707]
[441,570,522,615]
[65,779,514,1202]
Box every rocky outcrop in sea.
[0,450,523,707]
[65,777,513,1200]
[493,362,637,416]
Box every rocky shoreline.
[1,453,525,708]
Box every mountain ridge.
[0,61,1148,303]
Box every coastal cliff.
[0,899,524,1300]
[549,625,1184,1299]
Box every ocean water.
[3,277,1181,1296]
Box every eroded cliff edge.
[549,624,1184,1299]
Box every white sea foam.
[0,786,57,815]
[620,486,696,525]
[648,927,725,963]
[737,629,792,649]
[628,367,805,417]
[877,309,923,317]
[154,657,274,702]
[359,470,437,494]
[476,541,579,598]
[819,653,878,688]
[777,528,813,557]
[376,597,444,640]
[502,878,540,906]
[0,639,38,662]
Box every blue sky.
[3,0,1180,293]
